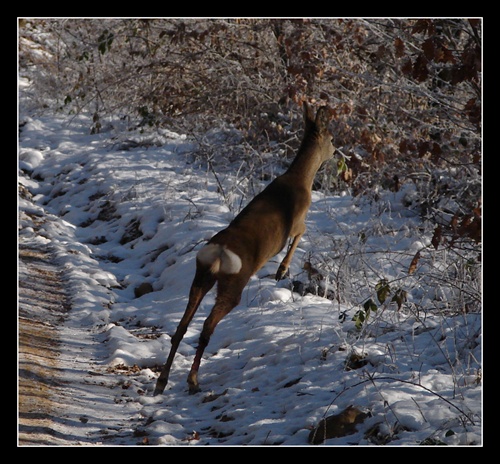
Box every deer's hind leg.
[187,273,250,393]
[153,265,216,396]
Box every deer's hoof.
[188,384,201,395]
[275,266,288,281]
[187,371,201,394]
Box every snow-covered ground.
[18,92,481,445]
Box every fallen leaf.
[408,251,421,275]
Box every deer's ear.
[315,106,333,131]
[303,101,315,125]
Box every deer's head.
[303,102,335,165]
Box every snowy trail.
[18,186,144,446]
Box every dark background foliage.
[19,18,481,245]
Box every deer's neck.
[284,146,324,189]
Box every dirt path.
[18,187,144,446]
[18,242,72,445]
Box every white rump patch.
[197,243,220,266]
[197,243,242,274]
[220,247,242,274]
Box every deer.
[153,102,334,396]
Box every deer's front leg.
[275,231,304,281]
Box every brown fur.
[154,103,334,395]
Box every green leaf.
[352,310,366,330]
[363,298,377,313]
[375,279,391,304]
[352,299,378,330]
[337,157,347,175]
[98,30,114,55]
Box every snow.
[18,91,481,446]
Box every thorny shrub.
[19,17,481,311]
